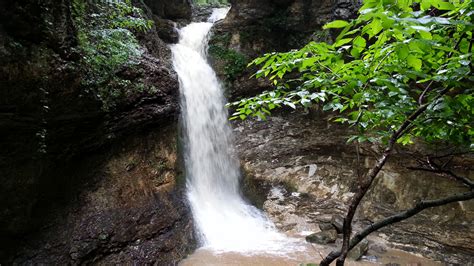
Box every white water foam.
[171,8,303,255]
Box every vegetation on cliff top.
[195,0,229,6]
[72,0,153,111]
[230,0,473,264]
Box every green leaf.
[410,26,432,40]
[409,41,423,52]
[353,36,366,49]
[397,135,414,145]
[335,38,353,47]
[419,30,432,40]
[285,102,296,109]
[323,20,350,29]
[420,0,432,10]
[323,104,332,111]
[367,19,383,38]
[407,55,422,71]
[347,135,358,143]
[397,44,409,59]
[435,1,455,10]
[302,57,317,69]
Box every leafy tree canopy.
[229,0,473,149]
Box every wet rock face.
[5,127,195,264]
[134,1,180,48]
[209,0,359,98]
[0,0,193,263]
[135,0,183,45]
[232,110,474,264]
[1,0,84,239]
[227,0,357,31]
[143,0,192,21]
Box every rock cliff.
[0,0,194,263]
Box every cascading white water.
[171,8,300,254]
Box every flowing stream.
[171,8,298,255]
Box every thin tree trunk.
[321,88,450,266]
[320,190,474,264]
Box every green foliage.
[210,32,232,46]
[72,0,154,111]
[194,0,229,6]
[209,32,248,81]
[79,29,141,85]
[229,0,473,149]
[106,1,154,31]
[209,44,249,81]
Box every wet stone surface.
[233,110,474,264]
[305,230,338,244]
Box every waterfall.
[171,8,298,254]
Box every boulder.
[305,229,338,244]
[331,214,344,234]
[319,222,334,231]
[155,18,180,43]
[348,239,369,260]
[369,241,388,254]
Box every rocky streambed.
[232,110,474,265]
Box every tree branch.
[320,190,474,263]
[418,81,434,106]
[407,166,474,188]
[320,88,451,266]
